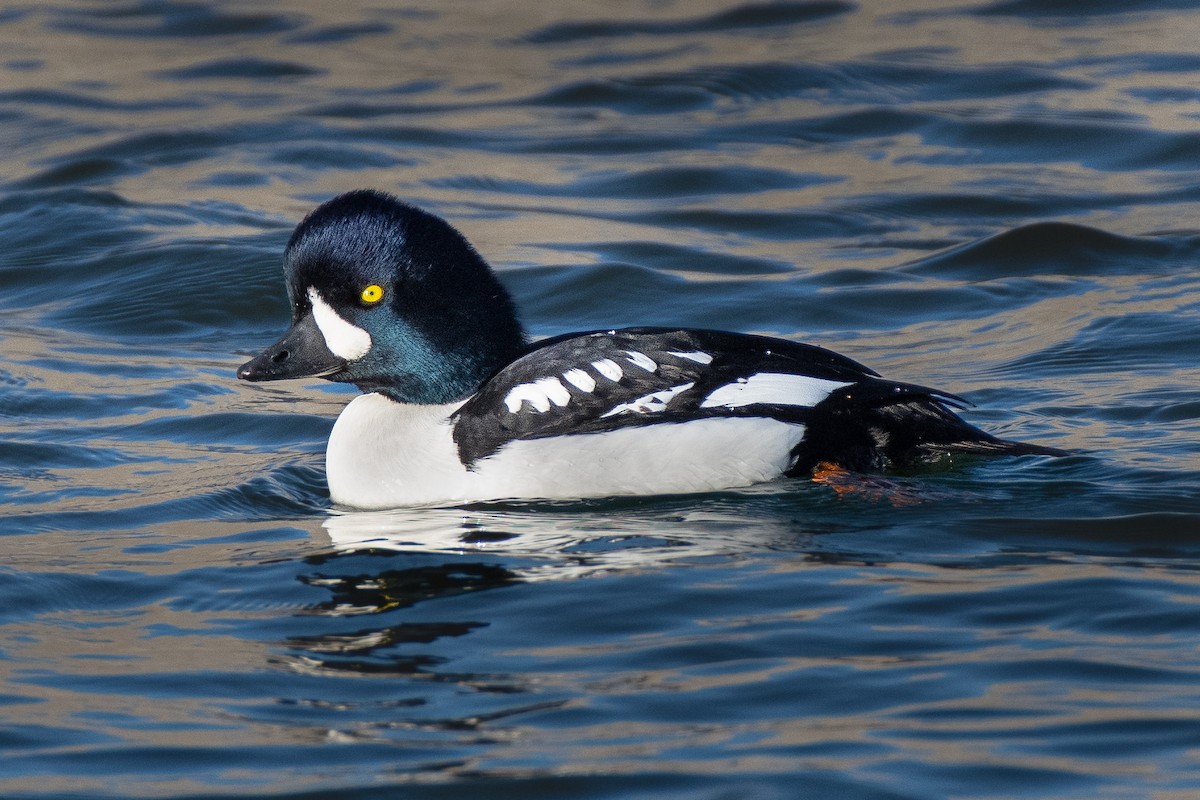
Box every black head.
[238,190,527,403]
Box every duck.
[237,189,1062,509]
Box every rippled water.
[2,2,1199,798]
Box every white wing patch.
[624,350,657,372]
[700,373,852,409]
[563,368,596,393]
[308,287,371,360]
[667,350,713,365]
[504,377,572,413]
[591,358,624,382]
[600,382,695,418]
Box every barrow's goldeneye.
[238,189,1061,508]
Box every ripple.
[1000,311,1200,376]
[432,165,833,199]
[533,77,715,114]
[522,1,853,43]
[904,222,1200,279]
[282,22,393,46]
[0,193,288,336]
[46,3,303,38]
[158,57,324,81]
[972,0,1200,18]
[552,240,795,277]
[0,88,200,112]
[919,114,1200,172]
[0,462,328,535]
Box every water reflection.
[279,550,514,693]
[291,498,811,676]
[315,495,812,579]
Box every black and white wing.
[450,327,969,469]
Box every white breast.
[325,393,806,509]
[325,394,470,508]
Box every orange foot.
[810,461,924,507]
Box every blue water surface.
[1,2,1199,798]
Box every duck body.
[238,190,1060,509]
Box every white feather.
[624,350,658,372]
[538,377,571,407]
[563,368,596,393]
[667,350,713,365]
[600,382,695,418]
[591,358,623,382]
[503,377,571,413]
[308,288,371,360]
[700,373,852,409]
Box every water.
[2,1,1199,797]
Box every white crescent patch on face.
[308,287,372,360]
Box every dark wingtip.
[922,438,1069,459]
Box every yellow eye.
[360,284,385,304]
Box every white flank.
[700,373,852,409]
[591,358,623,382]
[667,350,714,365]
[326,392,807,508]
[563,368,596,393]
[504,377,571,413]
[600,382,695,418]
[624,350,658,372]
[308,287,371,360]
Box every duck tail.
[788,381,1065,475]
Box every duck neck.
[363,323,527,405]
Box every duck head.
[237,190,527,404]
